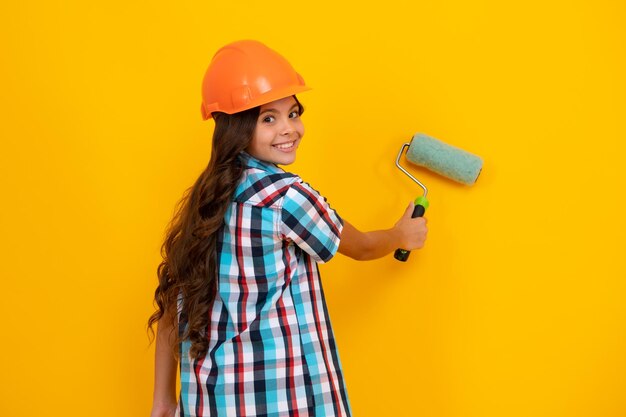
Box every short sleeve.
[280,180,343,263]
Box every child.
[149,40,428,417]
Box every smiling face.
[246,96,305,166]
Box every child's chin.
[273,153,297,165]
[277,157,296,166]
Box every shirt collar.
[238,151,285,174]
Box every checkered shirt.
[177,152,352,417]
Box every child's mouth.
[272,141,296,151]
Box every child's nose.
[280,118,297,135]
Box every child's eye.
[263,115,275,123]
[289,111,300,119]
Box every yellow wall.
[1,1,625,416]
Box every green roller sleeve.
[406,133,483,185]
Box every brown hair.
[148,96,304,359]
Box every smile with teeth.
[273,141,296,150]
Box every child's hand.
[394,202,428,250]
[337,202,428,261]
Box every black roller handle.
[394,203,426,262]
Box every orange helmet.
[200,40,311,121]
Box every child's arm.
[338,202,428,261]
[150,310,179,417]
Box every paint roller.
[395,133,483,262]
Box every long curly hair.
[148,96,304,359]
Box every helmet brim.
[202,85,312,121]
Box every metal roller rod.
[396,143,428,198]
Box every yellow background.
[1,1,625,416]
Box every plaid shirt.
[177,152,352,417]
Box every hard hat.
[200,40,311,120]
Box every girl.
[149,40,428,417]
